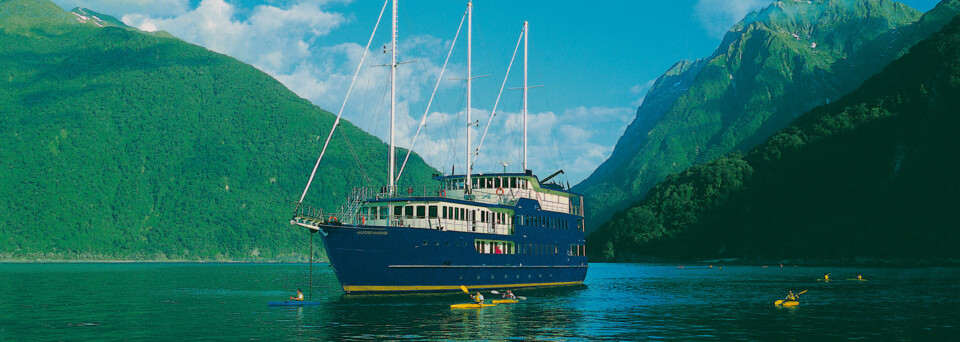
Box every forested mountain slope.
[0,0,437,260]
[589,12,960,261]
[576,0,960,232]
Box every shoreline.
[596,256,960,267]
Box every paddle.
[517,296,526,300]
[490,290,500,294]
[461,285,482,304]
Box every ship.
[289,1,587,294]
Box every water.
[1,263,958,341]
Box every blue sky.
[53,0,941,184]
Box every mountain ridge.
[588,10,960,261]
[575,0,959,232]
[0,0,438,261]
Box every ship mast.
[523,20,528,171]
[389,0,397,196]
[465,1,473,195]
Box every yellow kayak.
[845,278,868,281]
[450,303,496,309]
[491,299,518,304]
[774,300,799,307]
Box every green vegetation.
[0,0,437,261]
[590,12,960,261]
[575,0,960,232]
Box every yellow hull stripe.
[343,281,583,292]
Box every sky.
[52,0,941,185]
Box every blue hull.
[318,218,587,294]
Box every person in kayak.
[502,290,517,300]
[856,274,863,280]
[784,290,798,302]
[290,289,304,301]
[471,291,485,304]
[822,273,831,281]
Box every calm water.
[1,263,959,341]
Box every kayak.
[450,303,496,309]
[845,278,868,281]
[491,299,518,304]
[774,300,799,307]
[268,301,320,306]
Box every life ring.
[439,189,446,197]
[329,216,337,222]
[407,187,414,195]
[496,187,504,195]
[361,216,366,225]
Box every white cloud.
[64,0,630,185]
[121,0,346,77]
[695,0,771,38]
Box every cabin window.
[404,206,414,219]
[416,206,426,219]
[495,177,501,188]
[429,206,438,219]
[394,205,403,218]
[442,206,447,219]
[379,207,387,220]
[510,177,516,188]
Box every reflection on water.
[1,263,959,340]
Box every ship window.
[435,241,440,246]
[510,177,517,188]
[555,245,558,255]
[394,205,402,218]
[423,240,428,245]
[487,178,494,188]
[442,206,447,219]
[416,206,425,219]
[379,207,388,220]
[472,178,479,188]
[429,206,438,219]
[495,177,501,188]
[405,206,414,218]
[475,241,481,252]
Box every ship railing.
[350,185,446,200]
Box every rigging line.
[296,0,390,210]
[396,10,466,183]
[472,25,523,168]
[370,69,391,151]
[338,126,374,187]
[540,87,568,184]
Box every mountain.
[0,0,437,260]
[575,0,960,232]
[589,11,960,261]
